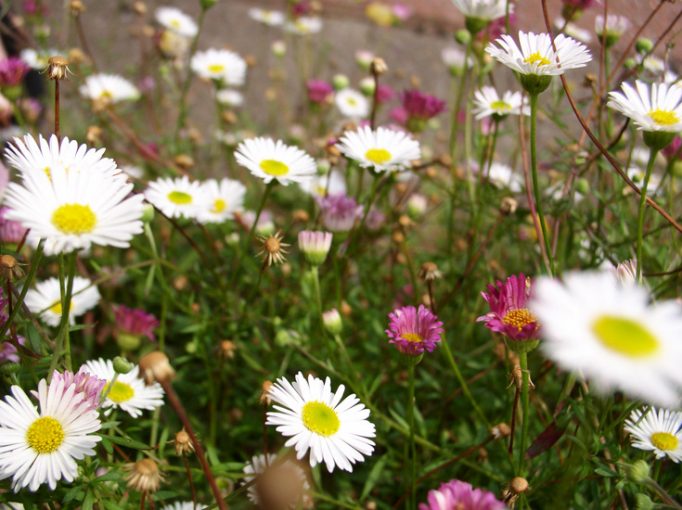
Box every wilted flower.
[126,458,163,493]
[386,305,444,356]
[258,231,289,266]
[0,206,28,244]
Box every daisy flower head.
[337,125,421,173]
[419,479,506,510]
[196,178,246,224]
[530,270,682,408]
[242,453,313,509]
[248,7,285,26]
[625,407,682,463]
[299,169,347,198]
[451,0,511,33]
[0,376,102,491]
[478,273,540,344]
[5,134,123,180]
[555,17,592,44]
[284,16,323,35]
[144,175,206,219]
[474,86,529,119]
[190,48,247,87]
[400,89,446,132]
[79,73,140,105]
[335,88,370,120]
[161,503,207,510]
[4,160,144,255]
[25,276,100,327]
[215,89,244,108]
[235,137,316,185]
[318,193,363,232]
[486,31,592,94]
[266,372,376,472]
[155,6,198,38]
[81,358,164,418]
[386,305,444,356]
[50,369,106,412]
[595,14,630,46]
[608,81,682,148]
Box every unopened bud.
[113,356,134,375]
[173,154,194,170]
[174,428,194,456]
[510,477,529,494]
[322,308,343,335]
[370,58,388,75]
[455,29,471,45]
[332,74,349,91]
[635,37,654,55]
[141,204,155,223]
[627,460,651,484]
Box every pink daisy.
[419,479,506,510]
[477,273,540,341]
[386,305,444,356]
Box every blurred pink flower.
[478,273,540,342]
[306,79,334,104]
[420,479,506,510]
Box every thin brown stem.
[182,456,198,509]
[54,80,60,137]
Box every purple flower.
[0,206,28,244]
[366,207,385,231]
[562,0,595,8]
[392,3,412,21]
[376,83,395,104]
[114,304,159,342]
[662,135,681,161]
[390,106,409,126]
[0,337,24,364]
[0,58,29,87]
[51,369,106,411]
[402,89,446,121]
[306,79,334,104]
[419,479,506,510]
[477,273,540,341]
[484,12,516,40]
[318,193,362,232]
[386,305,443,356]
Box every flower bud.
[139,351,175,384]
[627,460,651,484]
[141,204,155,223]
[455,29,471,45]
[271,40,286,57]
[635,37,653,55]
[113,356,134,374]
[298,230,333,266]
[332,74,349,91]
[359,77,375,96]
[322,308,343,335]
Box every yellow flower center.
[49,300,72,315]
[592,315,659,358]
[648,109,679,126]
[524,52,551,66]
[105,380,135,404]
[401,332,423,343]
[502,308,536,331]
[365,148,392,164]
[346,97,358,106]
[211,199,226,213]
[260,159,289,176]
[51,204,97,235]
[491,100,512,111]
[170,19,181,29]
[100,90,113,100]
[301,401,340,436]
[207,64,225,74]
[43,165,51,178]
[26,416,64,454]
[650,432,678,451]
[167,191,193,205]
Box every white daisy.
[242,453,312,508]
[641,55,666,76]
[337,125,421,172]
[554,18,592,44]
[248,7,285,26]
[625,407,682,463]
[190,49,247,87]
[487,161,524,192]
[144,176,206,219]
[451,0,510,21]
[25,276,100,327]
[595,14,630,43]
[486,31,592,76]
[5,134,123,180]
[120,164,144,179]
[155,6,198,38]
[299,170,347,198]
[235,138,316,186]
[160,504,207,510]
[335,88,370,120]
[0,377,101,491]
[441,46,473,71]
[79,74,140,104]
[530,270,682,408]
[215,89,244,108]
[81,359,164,418]
[266,372,376,472]
[284,16,323,35]
[4,157,144,255]
[608,80,682,133]
[473,86,529,119]
[196,178,246,224]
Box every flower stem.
[406,359,417,510]
[517,351,530,474]
[51,251,77,374]
[636,148,659,281]
[529,93,555,276]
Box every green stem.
[518,351,530,474]
[441,338,490,427]
[406,359,417,510]
[636,148,659,281]
[529,94,555,276]
[51,252,77,374]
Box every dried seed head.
[133,1,147,15]
[491,422,511,438]
[221,110,238,124]
[500,197,518,216]
[0,255,23,281]
[174,428,194,456]
[69,0,85,15]
[173,275,188,291]
[139,351,175,384]
[173,154,194,170]
[125,458,163,493]
[292,209,309,223]
[86,125,103,145]
[220,340,237,359]
[67,48,87,65]
[258,231,289,266]
[253,456,313,510]
[47,56,69,80]
[260,380,273,405]
[510,477,529,494]
[370,57,388,75]
[419,261,442,281]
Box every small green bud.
[465,16,488,35]
[359,77,375,96]
[635,38,654,55]
[520,74,552,96]
[634,494,655,510]
[627,460,651,484]
[322,309,343,335]
[332,74,349,91]
[113,356,134,375]
[575,178,590,195]
[116,332,142,352]
[271,40,286,57]
[671,160,682,178]
[624,57,637,70]
[455,29,471,46]
[200,0,218,9]
[185,341,197,354]
[141,204,155,223]
[643,131,675,152]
